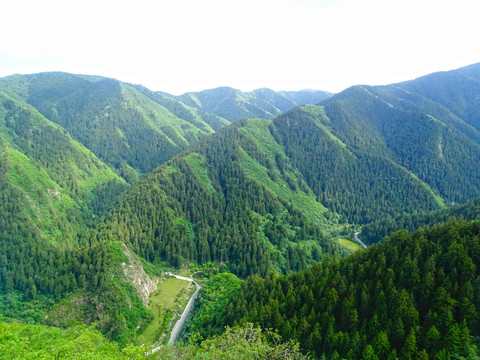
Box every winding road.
[149,272,201,354]
[167,272,201,343]
[354,231,367,249]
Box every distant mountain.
[393,63,480,132]
[132,85,231,131]
[277,79,480,223]
[304,63,480,223]
[0,74,332,179]
[172,86,332,122]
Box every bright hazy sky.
[1,0,479,94]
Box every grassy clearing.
[136,276,194,347]
[337,238,362,253]
[238,146,331,227]
[183,152,216,194]
[238,118,339,229]
[5,147,77,239]
[303,105,350,150]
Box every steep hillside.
[174,86,332,122]
[394,62,480,131]
[1,64,480,352]
[0,89,149,344]
[133,85,231,131]
[0,90,127,234]
[272,89,480,223]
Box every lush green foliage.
[133,84,231,131]
[0,91,127,229]
[1,64,480,355]
[216,220,480,359]
[92,63,480,277]
[394,63,480,132]
[184,273,242,341]
[0,320,306,360]
[0,320,134,360]
[0,72,218,179]
[152,323,308,360]
[273,87,480,224]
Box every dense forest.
[361,197,480,244]
[212,219,480,359]
[93,81,480,276]
[94,119,338,277]
[0,64,480,358]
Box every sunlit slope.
[0,90,126,238]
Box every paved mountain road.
[149,273,201,354]
[167,273,201,343]
[354,232,367,249]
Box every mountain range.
[1,64,480,359]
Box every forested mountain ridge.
[0,89,127,237]
[393,62,480,132]
[0,90,150,343]
[0,72,221,181]
[0,73,333,179]
[1,63,480,357]
[0,71,337,345]
[94,117,341,278]
[171,86,332,122]
[132,84,231,131]
[279,64,480,223]
[92,63,480,277]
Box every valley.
[1,63,480,359]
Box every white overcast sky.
[1,0,479,94]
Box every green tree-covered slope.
[272,94,480,224]
[93,63,480,274]
[1,63,480,352]
[268,64,480,225]
[0,72,221,180]
[0,91,149,344]
[216,219,480,359]
[132,84,231,131]
[0,320,306,360]
[393,63,480,132]
[361,196,480,244]
[94,117,340,278]
[0,90,127,236]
